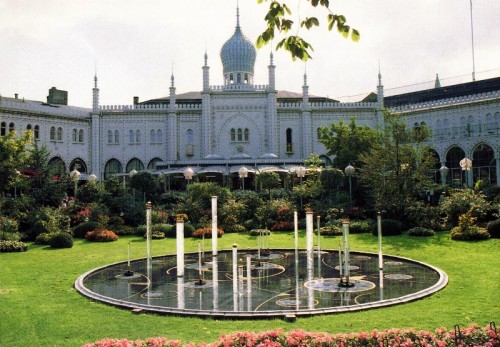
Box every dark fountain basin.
[74,249,447,318]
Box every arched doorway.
[445,146,466,187]
[104,159,123,180]
[126,158,144,173]
[473,143,496,185]
[48,156,66,178]
[69,158,87,174]
[147,157,162,171]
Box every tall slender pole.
[211,196,218,256]
[470,0,476,81]
[176,215,185,277]
[377,211,384,289]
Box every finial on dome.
[236,0,240,29]
[204,51,208,66]
[434,73,441,88]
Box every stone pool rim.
[74,248,448,319]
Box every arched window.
[230,128,236,142]
[114,130,119,143]
[34,125,40,139]
[150,129,156,143]
[244,73,248,83]
[286,128,293,153]
[57,127,63,141]
[135,130,141,143]
[0,122,5,136]
[108,130,113,144]
[129,130,134,143]
[473,144,496,185]
[229,74,234,83]
[317,128,321,140]
[8,122,15,132]
[27,124,32,131]
[48,156,66,177]
[104,159,123,180]
[147,157,162,170]
[70,158,87,173]
[50,126,56,140]
[187,129,194,144]
[78,129,84,143]
[126,158,144,172]
[244,128,249,142]
[237,128,243,141]
[156,129,162,143]
[446,146,466,187]
[72,129,78,142]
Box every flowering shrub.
[450,207,490,241]
[0,240,28,252]
[192,226,223,239]
[85,229,118,242]
[83,324,500,347]
[271,221,293,231]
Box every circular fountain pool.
[75,249,447,318]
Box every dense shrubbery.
[72,221,99,238]
[248,228,270,236]
[34,232,53,245]
[408,226,435,237]
[450,207,490,241]
[0,240,28,252]
[85,229,118,242]
[440,189,490,226]
[83,324,500,347]
[372,219,402,236]
[48,232,73,248]
[192,226,224,239]
[349,219,373,233]
[486,218,500,238]
[320,225,342,236]
[404,201,447,231]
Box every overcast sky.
[1,0,499,107]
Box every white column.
[176,216,185,277]
[211,196,218,255]
[306,211,313,253]
[232,244,238,311]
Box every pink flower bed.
[83,324,499,347]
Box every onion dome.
[220,7,256,84]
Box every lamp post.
[88,173,97,183]
[14,169,20,198]
[238,166,249,190]
[129,169,137,201]
[296,166,306,210]
[70,169,81,202]
[183,167,194,187]
[344,164,355,206]
[459,157,472,187]
[439,164,449,186]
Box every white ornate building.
[1,10,499,187]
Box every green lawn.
[1,231,499,347]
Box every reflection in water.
[78,249,444,316]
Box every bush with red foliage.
[85,229,118,242]
[192,226,224,239]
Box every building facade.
[1,12,499,187]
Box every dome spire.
[236,0,240,29]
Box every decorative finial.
[171,61,175,87]
[236,0,240,28]
[434,73,441,88]
[204,51,208,66]
[270,51,274,65]
[94,62,98,88]
[378,60,382,86]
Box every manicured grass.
[0,231,498,347]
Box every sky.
[0,0,499,107]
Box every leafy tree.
[129,171,158,201]
[357,112,436,217]
[318,119,378,169]
[257,0,359,61]
[0,130,32,197]
[257,172,281,199]
[25,141,67,206]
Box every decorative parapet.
[277,101,378,109]
[390,91,500,113]
[100,103,202,112]
[0,99,90,118]
[209,84,269,92]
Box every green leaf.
[351,29,360,42]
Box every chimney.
[14,93,18,99]
[133,96,139,105]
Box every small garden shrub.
[35,232,53,245]
[320,225,342,236]
[451,207,490,241]
[408,226,435,237]
[72,221,99,238]
[372,219,402,236]
[349,219,372,234]
[48,232,74,248]
[486,218,500,238]
[85,229,118,242]
[248,229,270,236]
[135,225,147,236]
[162,222,194,238]
[0,240,28,252]
[271,221,293,231]
[192,226,224,239]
